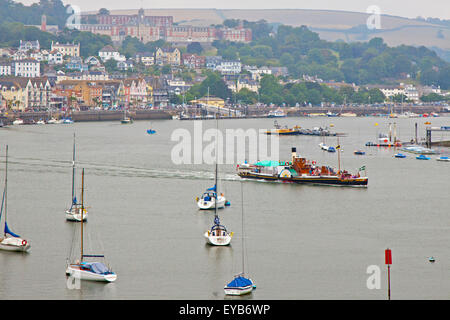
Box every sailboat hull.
[197,196,226,210]
[0,238,31,252]
[65,208,88,222]
[224,285,253,295]
[66,265,117,282]
[204,231,232,246]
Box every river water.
[0,116,449,299]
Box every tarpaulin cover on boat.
[254,160,280,167]
[4,222,20,238]
[83,262,111,274]
[207,185,217,191]
[226,276,252,288]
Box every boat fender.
[195,197,199,202]
[22,240,27,246]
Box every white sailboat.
[0,146,31,252]
[197,117,227,210]
[65,134,87,222]
[204,117,232,246]
[121,107,132,124]
[65,168,117,282]
[197,186,226,210]
[224,182,254,295]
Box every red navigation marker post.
[385,248,392,300]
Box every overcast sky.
[17,0,450,19]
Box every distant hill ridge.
[89,8,450,58]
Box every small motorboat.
[354,150,365,155]
[12,119,24,125]
[394,153,406,158]
[146,129,156,134]
[416,155,430,160]
[224,275,254,296]
[62,118,74,124]
[327,146,336,153]
[436,156,450,162]
[47,118,58,124]
[121,118,132,124]
[36,119,46,125]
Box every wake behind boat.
[0,146,31,253]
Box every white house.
[48,49,63,65]
[215,61,242,75]
[0,62,12,76]
[14,59,40,77]
[99,45,126,62]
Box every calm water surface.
[0,116,449,299]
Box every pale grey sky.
[18,0,450,19]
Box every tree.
[186,72,232,100]
[99,8,110,15]
[186,42,203,55]
[235,88,258,104]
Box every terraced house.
[0,77,52,111]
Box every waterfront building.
[0,77,51,110]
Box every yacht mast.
[80,168,84,262]
[3,146,8,235]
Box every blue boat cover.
[82,262,112,275]
[4,222,20,238]
[207,185,217,192]
[226,276,253,288]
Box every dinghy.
[436,156,449,162]
[416,154,430,160]
[394,153,406,158]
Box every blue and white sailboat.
[146,122,156,134]
[66,169,116,282]
[65,134,87,222]
[224,182,254,295]
[0,146,31,252]
[197,184,226,210]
